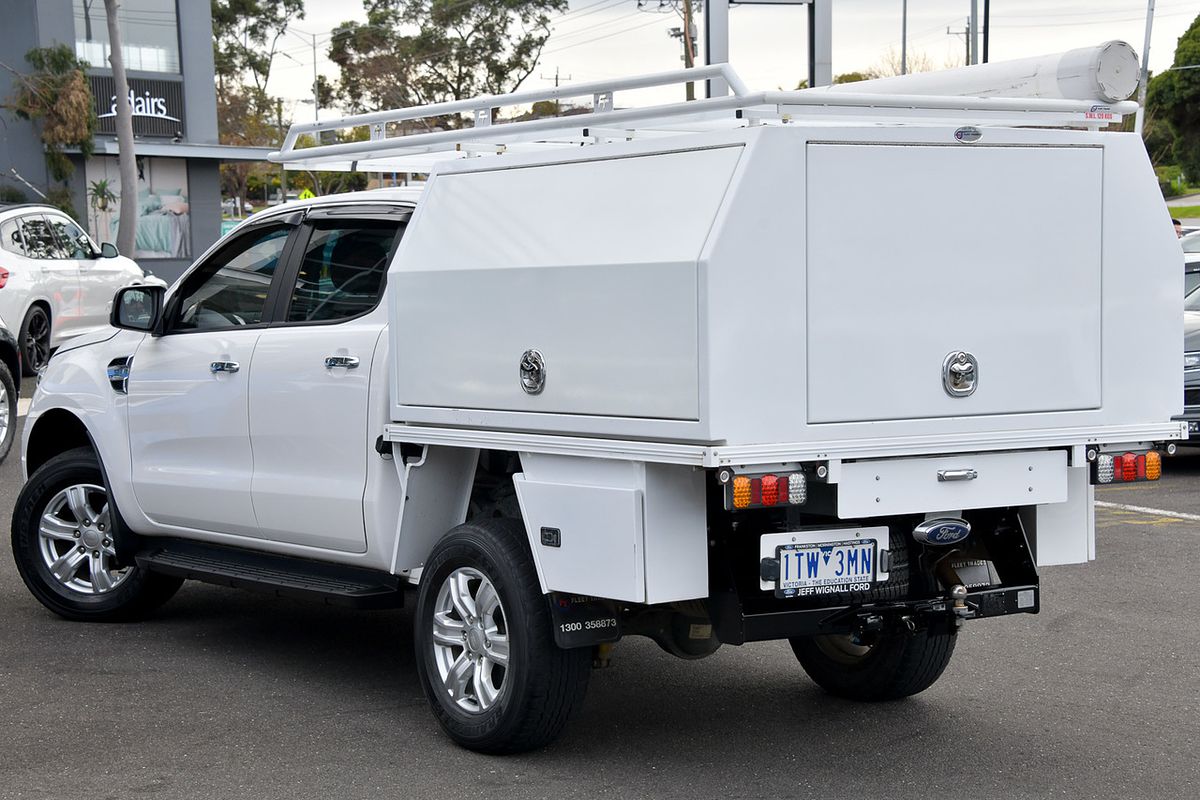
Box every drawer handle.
[937,468,978,482]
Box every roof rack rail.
[270,63,1136,172]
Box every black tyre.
[415,518,591,754]
[19,305,50,376]
[790,625,957,702]
[11,447,182,621]
[0,359,15,463]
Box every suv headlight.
[1186,351,1200,370]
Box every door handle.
[324,355,360,370]
[210,361,240,374]
[937,468,978,482]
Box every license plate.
[776,539,877,597]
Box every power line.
[543,13,669,56]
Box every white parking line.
[1095,500,1200,524]
[17,398,31,417]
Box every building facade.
[0,0,268,281]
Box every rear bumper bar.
[708,584,1039,645]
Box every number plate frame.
[774,539,878,598]
[759,526,891,598]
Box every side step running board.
[136,539,404,609]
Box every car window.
[0,219,24,256]
[46,216,98,259]
[170,225,292,332]
[1183,232,1200,254]
[18,216,67,260]
[1187,271,1200,298]
[286,221,399,323]
[1187,285,1200,312]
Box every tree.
[212,0,305,100]
[104,0,138,255]
[3,46,95,183]
[211,0,305,211]
[2,46,95,219]
[1146,13,1200,181]
[329,0,567,119]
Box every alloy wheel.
[24,311,50,371]
[0,380,9,447]
[430,567,511,713]
[36,483,130,595]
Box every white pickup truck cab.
[11,55,1184,754]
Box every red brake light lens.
[1120,453,1137,482]
[0,267,8,289]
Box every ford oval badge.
[913,518,972,546]
[954,126,982,143]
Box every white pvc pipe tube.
[817,41,1140,103]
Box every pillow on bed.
[160,194,189,214]
[138,193,162,215]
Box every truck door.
[127,222,297,537]
[247,213,403,553]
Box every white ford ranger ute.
[11,55,1184,754]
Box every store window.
[74,0,180,74]
[85,156,191,260]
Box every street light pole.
[969,0,979,64]
[311,32,319,123]
[901,0,908,75]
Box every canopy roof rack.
[270,63,1136,173]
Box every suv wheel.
[415,518,591,753]
[19,306,50,376]
[11,447,182,620]
[0,359,15,462]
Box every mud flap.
[547,593,622,649]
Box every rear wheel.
[415,518,591,753]
[19,306,50,376]
[11,447,182,621]
[0,360,15,463]
[790,625,957,701]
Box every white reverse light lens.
[1186,352,1200,370]
[787,472,807,505]
[1095,454,1115,484]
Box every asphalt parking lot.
[1,402,1197,800]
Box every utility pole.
[948,19,971,67]
[667,0,698,100]
[1135,0,1155,136]
[539,66,571,88]
[682,0,696,100]
[901,0,908,75]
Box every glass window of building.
[74,0,181,74]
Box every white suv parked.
[0,203,158,374]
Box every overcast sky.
[268,0,1198,117]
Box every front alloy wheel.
[12,447,182,621]
[36,483,130,595]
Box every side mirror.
[110,285,165,333]
[100,242,119,258]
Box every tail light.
[1093,450,1162,484]
[721,469,812,511]
[0,267,8,289]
